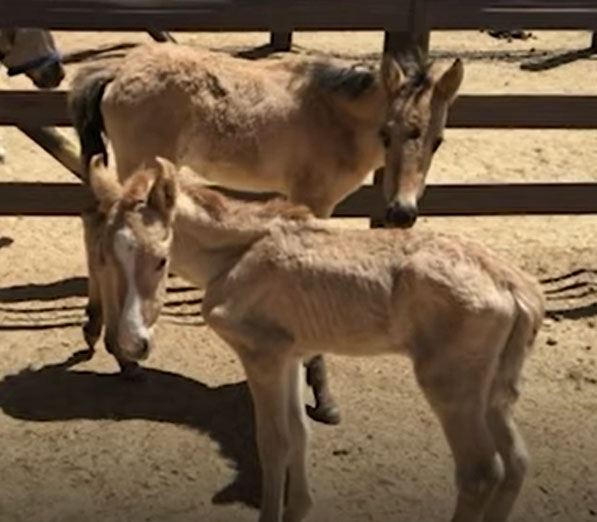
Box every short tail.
[493,284,545,407]
[68,65,116,173]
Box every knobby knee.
[457,453,505,500]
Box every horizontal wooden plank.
[0,91,71,127]
[0,183,94,216]
[0,0,410,31]
[449,95,597,129]
[2,0,597,30]
[429,1,597,29]
[2,182,597,217]
[3,91,597,129]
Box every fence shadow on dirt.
[0,276,204,330]
[541,268,597,320]
[0,349,261,508]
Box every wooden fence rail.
[3,182,597,217]
[3,91,597,129]
[2,0,597,31]
[1,0,597,218]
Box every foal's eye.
[379,127,391,148]
[157,258,167,271]
[432,137,444,152]
[407,127,421,141]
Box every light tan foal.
[85,157,545,522]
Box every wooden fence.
[1,0,597,219]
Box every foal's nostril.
[138,338,150,358]
[385,204,418,228]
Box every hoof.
[306,403,341,425]
[82,319,102,351]
[119,362,145,382]
[80,348,95,361]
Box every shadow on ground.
[541,268,597,320]
[0,350,260,508]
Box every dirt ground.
[0,30,596,522]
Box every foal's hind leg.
[290,194,341,425]
[483,313,533,522]
[305,355,341,425]
[414,335,507,522]
[483,404,528,522]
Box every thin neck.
[169,189,266,288]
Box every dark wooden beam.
[270,32,292,51]
[3,182,597,217]
[428,0,597,30]
[0,91,70,127]
[449,95,597,128]
[2,0,596,31]
[147,30,177,43]
[4,91,597,129]
[0,0,411,31]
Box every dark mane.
[308,61,376,98]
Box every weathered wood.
[17,126,84,181]
[428,0,597,30]
[4,91,597,129]
[0,91,70,127]
[270,32,292,51]
[147,30,177,43]
[0,0,411,31]
[449,95,597,128]
[2,0,596,31]
[0,183,93,216]
[3,182,597,217]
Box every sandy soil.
[0,30,596,522]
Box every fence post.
[370,0,430,228]
[147,30,177,43]
[270,32,292,51]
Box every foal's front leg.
[81,211,104,357]
[244,356,292,522]
[205,302,303,521]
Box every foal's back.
[210,223,544,357]
[101,43,303,189]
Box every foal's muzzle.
[385,202,418,228]
[31,61,65,89]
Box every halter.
[6,49,62,77]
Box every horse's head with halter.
[0,28,65,88]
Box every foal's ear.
[435,58,464,103]
[88,153,122,213]
[150,157,178,222]
[381,53,405,94]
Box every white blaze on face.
[113,226,152,355]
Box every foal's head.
[88,155,177,362]
[379,53,463,227]
[0,28,65,88]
